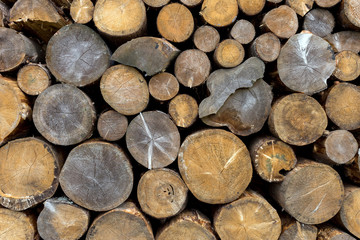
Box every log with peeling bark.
[37,197,90,240]
[178,129,252,204]
[230,19,255,45]
[286,0,313,16]
[17,63,51,96]
[270,159,344,224]
[250,32,281,62]
[324,31,360,53]
[137,168,188,219]
[279,214,318,240]
[317,224,356,240]
[169,94,198,128]
[339,0,360,29]
[70,0,94,24]
[214,39,245,68]
[333,50,360,81]
[238,0,266,15]
[214,190,281,240]
[86,202,154,240]
[0,137,62,211]
[156,210,216,240]
[303,9,335,37]
[149,73,179,101]
[97,110,128,142]
[193,25,220,53]
[200,0,238,27]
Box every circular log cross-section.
[100,64,149,116]
[157,3,194,43]
[303,9,335,38]
[149,73,179,101]
[137,168,188,219]
[250,33,281,62]
[180,0,202,7]
[317,224,356,240]
[315,0,340,8]
[0,208,37,240]
[70,0,94,24]
[97,110,128,142]
[333,50,360,81]
[200,0,238,27]
[33,84,96,146]
[37,198,90,240]
[59,141,133,211]
[214,191,281,240]
[169,94,198,128]
[268,93,327,146]
[178,129,252,204]
[238,0,266,16]
[46,24,110,87]
[277,33,336,95]
[214,39,245,68]
[126,111,180,169]
[270,160,344,224]
[86,202,154,240]
[156,210,216,240]
[340,0,360,29]
[230,19,256,45]
[286,0,314,16]
[17,64,51,96]
[193,25,220,53]
[143,0,169,8]
[0,137,61,211]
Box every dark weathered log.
[317,224,356,240]
[286,0,313,16]
[324,31,360,53]
[238,0,265,15]
[126,111,180,169]
[230,19,255,44]
[333,50,360,81]
[178,129,252,204]
[279,214,317,240]
[0,137,62,211]
[339,0,360,29]
[168,94,198,128]
[17,63,51,96]
[200,0,238,27]
[97,110,128,142]
[214,39,245,68]
[59,141,133,211]
[315,0,340,8]
[149,73,179,101]
[250,32,281,62]
[303,9,335,37]
[193,25,220,53]
[70,0,94,24]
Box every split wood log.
[86,201,154,240]
[169,94,198,128]
[270,159,344,224]
[9,0,70,42]
[143,0,169,8]
[200,0,238,27]
[303,9,335,37]
[70,0,94,24]
[201,79,273,136]
[249,136,297,182]
[286,0,313,16]
[339,0,360,29]
[0,1,9,27]
[279,214,317,240]
[0,208,38,240]
[315,0,341,8]
[126,111,180,169]
[0,27,42,72]
[214,39,245,68]
[324,31,360,53]
[174,49,211,88]
[33,84,96,146]
[313,130,358,165]
[46,23,110,87]
[325,82,360,130]
[268,93,327,146]
[59,141,133,211]
[156,210,216,240]
[250,32,281,62]
[214,190,281,240]
[93,0,146,45]
[97,110,128,142]
[100,65,149,116]
[343,152,360,184]
[333,50,360,81]
[37,197,90,240]
[178,129,252,204]
[261,5,298,39]
[0,137,62,211]
[230,19,256,44]
[137,168,188,219]
[193,25,220,53]
[317,224,356,240]
[111,37,180,76]
[0,76,31,145]
[277,33,336,95]
[157,3,194,43]
[149,73,179,101]
[238,0,266,16]
[17,63,51,96]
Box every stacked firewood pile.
[0,0,360,239]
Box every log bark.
[315,0,341,8]
[324,31,360,53]
[193,25,220,52]
[100,64,149,116]
[270,159,344,224]
[249,136,297,182]
[143,0,169,8]
[279,214,317,240]
[169,94,198,128]
[313,130,358,165]
[339,0,360,29]
[238,0,266,16]
[0,137,62,211]
[174,49,211,88]
[0,27,42,72]
[317,224,356,240]
[46,23,110,87]
[9,0,70,42]
[157,3,194,43]
[86,202,154,240]
[178,129,252,204]
[97,110,128,142]
[214,39,245,68]
[250,32,281,62]
[277,33,336,95]
[303,9,335,37]
[214,190,281,240]
[230,19,255,44]
[137,168,188,219]
[0,76,31,145]
[126,111,180,169]
[37,197,90,240]
[200,0,238,27]
[70,0,94,24]
[286,0,314,16]
[33,84,96,146]
[333,50,360,81]
[325,82,360,130]
[149,72,179,101]
[17,63,51,95]
[59,141,133,211]
[156,210,216,240]
[268,93,328,146]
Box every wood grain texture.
[333,50,360,81]
[250,32,281,62]
[238,0,265,16]
[180,0,203,7]
[339,0,360,29]
[70,0,94,24]
[200,0,238,27]
[317,224,356,240]
[143,0,169,8]
[17,64,51,96]
[315,0,340,8]
[214,39,245,68]
[97,110,128,141]
[279,214,317,240]
[193,25,220,52]
[149,73,179,101]
[169,94,198,128]
[324,31,360,53]
[303,9,335,37]
[230,19,255,44]
[286,0,313,16]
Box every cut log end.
[180,0,203,7]
[250,33,281,62]
[214,39,245,68]
[169,94,198,128]
[303,9,335,38]
[238,0,266,16]
[315,0,341,8]
[70,0,94,24]
[143,0,170,8]
[333,50,360,81]
[97,110,128,141]
[230,19,256,44]
[17,64,51,96]
[286,0,314,16]
[338,185,360,238]
[341,0,360,29]
[279,215,318,240]
[200,0,238,27]
[149,72,179,101]
[193,25,220,53]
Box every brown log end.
[70,0,94,24]
[238,0,266,16]
[143,0,169,8]
[333,50,360,81]
[149,72,179,101]
[97,110,128,141]
[286,0,314,16]
[17,64,51,96]
[0,208,38,239]
[303,9,335,37]
[214,39,245,68]
[193,25,220,52]
[200,0,238,27]
[169,94,198,128]
[230,19,256,44]
[315,0,341,8]
[250,32,281,62]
